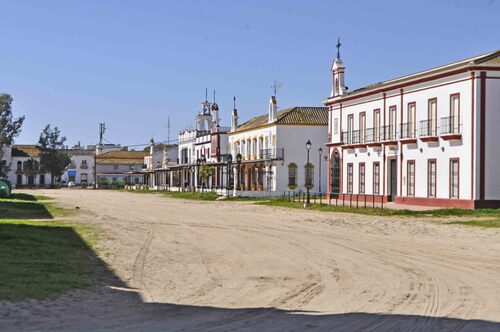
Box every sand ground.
[2,189,500,331]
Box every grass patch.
[257,198,500,218]
[0,219,105,301]
[448,219,500,228]
[0,200,54,219]
[163,191,219,201]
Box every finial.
[336,37,342,59]
[233,95,236,109]
[213,89,216,103]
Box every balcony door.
[389,106,397,140]
[428,98,437,136]
[330,151,340,197]
[374,110,380,142]
[450,94,460,134]
[347,115,354,145]
[407,102,416,138]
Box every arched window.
[305,163,314,189]
[288,163,297,189]
[17,160,22,171]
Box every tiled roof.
[233,107,328,133]
[343,50,500,98]
[62,149,95,156]
[96,150,147,165]
[11,145,41,157]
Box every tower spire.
[336,37,342,59]
[213,89,216,103]
[233,95,236,110]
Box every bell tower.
[331,38,347,98]
[196,88,213,131]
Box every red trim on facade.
[400,139,418,144]
[440,134,462,141]
[386,155,397,199]
[394,196,500,209]
[337,193,389,203]
[367,142,383,147]
[420,136,439,143]
[324,67,500,107]
[479,71,486,200]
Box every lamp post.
[236,153,242,190]
[318,147,323,195]
[196,158,201,191]
[227,154,232,196]
[305,140,312,208]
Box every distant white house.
[4,145,52,187]
[61,146,95,186]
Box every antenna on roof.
[167,117,171,144]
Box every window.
[17,161,22,171]
[428,98,437,136]
[305,163,314,189]
[114,165,119,171]
[334,118,338,134]
[288,163,297,188]
[347,163,353,194]
[359,163,365,194]
[407,160,415,197]
[374,109,381,142]
[450,159,459,198]
[450,94,460,134]
[373,162,380,195]
[427,160,436,198]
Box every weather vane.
[336,37,342,59]
[270,81,282,97]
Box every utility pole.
[94,123,106,189]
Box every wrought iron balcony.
[419,119,438,137]
[400,123,416,140]
[258,148,284,160]
[440,116,460,135]
[381,125,397,142]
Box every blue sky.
[1,0,498,148]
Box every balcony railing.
[259,148,284,160]
[365,127,381,143]
[341,131,360,145]
[400,123,416,140]
[419,119,438,137]
[381,125,397,141]
[440,116,460,135]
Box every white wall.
[485,72,500,200]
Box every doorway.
[331,152,340,198]
[388,159,397,202]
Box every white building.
[143,138,178,189]
[61,146,95,186]
[6,145,52,187]
[229,96,328,197]
[324,48,500,209]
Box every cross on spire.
[336,37,342,59]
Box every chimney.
[268,95,277,123]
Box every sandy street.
[2,189,500,331]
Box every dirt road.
[2,189,500,331]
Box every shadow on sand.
[1,222,499,331]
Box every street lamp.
[305,140,312,208]
[236,153,242,190]
[318,147,323,195]
[226,154,232,194]
[196,158,201,190]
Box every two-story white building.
[7,145,52,188]
[229,96,328,197]
[61,145,95,186]
[324,48,500,209]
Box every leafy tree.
[0,94,25,177]
[38,125,71,185]
[199,164,213,188]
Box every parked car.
[67,181,76,188]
